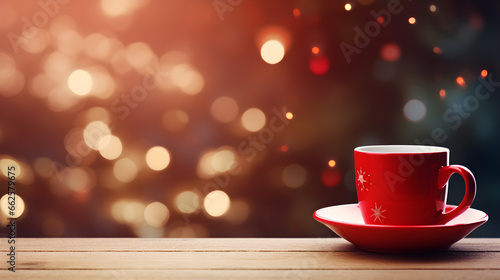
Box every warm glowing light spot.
[1,194,25,218]
[212,149,236,173]
[170,64,204,95]
[285,112,294,119]
[456,76,466,87]
[61,167,93,192]
[162,110,189,132]
[87,66,116,99]
[0,51,15,79]
[429,4,437,12]
[280,145,289,152]
[311,46,320,54]
[0,157,21,177]
[49,15,77,38]
[110,49,132,75]
[144,202,170,228]
[293,8,301,18]
[260,40,285,64]
[68,69,93,96]
[43,52,72,82]
[197,151,216,179]
[204,190,231,217]
[196,147,238,179]
[241,108,266,132]
[111,200,151,227]
[101,0,144,17]
[98,135,123,160]
[47,86,80,112]
[481,69,488,78]
[309,55,330,75]
[122,201,146,224]
[158,50,190,71]
[408,17,416,24]
[111,200,128,223]
[146,146,171,171]
[83,121,112,150]
[125,42,155,69]
[403,99,427,122]
[345,3,352,11]
[84,33,112,60]
[57,30,83,55]
[21,29,50,54]
[433,46,442,54]
[328,160,336,167]
[211,96,239,123]
[64,128,90,160]
[176,191,200,214]
[85,107,111,123]
[113,158,138,183]
[256,26,291,60]
[0,52,24,97]
[380,43,401,62]
[282,164,307,188]
[0,69,25,97]
[439,89,446,99]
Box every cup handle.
[437,165,476,224]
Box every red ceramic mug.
[354,145,476,225]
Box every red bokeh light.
[377,16,385,25]
[321,169,341,187]
[380,43,401,62]
[439,89,446,99]
[309,55,330,75]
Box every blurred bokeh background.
[0,0,498,238]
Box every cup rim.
[354,145,449,154]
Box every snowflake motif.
[370,203,387,223]
[356,167,371,191]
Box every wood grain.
[0,238,498,279]
[2,238,498,252]
[10,251,500,270]
[1,270,500,280]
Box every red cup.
[354,145,476,225]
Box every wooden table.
[1,238,499,279]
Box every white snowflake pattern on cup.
[356,167,371,191]
[370,203,387,223]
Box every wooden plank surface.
[0,238,498,279]
[2,238,498,252]
[1,270,500,280]
[1,238,355,252]
[9,250,500,269]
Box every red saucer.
[313,204,488,254]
